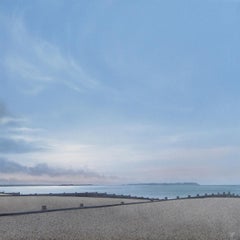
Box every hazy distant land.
[127,182,200,186]
[0,182,199,187]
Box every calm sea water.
[1,185,240,199]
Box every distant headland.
[127,182,200,186]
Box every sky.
[0,0,240,184]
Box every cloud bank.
[0,158,109,184]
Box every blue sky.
[0,0,240,184]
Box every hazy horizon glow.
[1,0,240,184]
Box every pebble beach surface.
[0,196,240,240]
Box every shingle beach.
[0,196,240,240]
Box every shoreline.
[1,190,238,201]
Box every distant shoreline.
[0,182,200,187]
[0,184,93,187]
[127,182,200,186]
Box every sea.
[1,184,240,199]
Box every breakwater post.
[41,205,47,211]
[79,203,84,208]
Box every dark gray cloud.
[0,137,45,153]
[0,101,17,126]
[0,102,8,118]
[0,101,47,154]
[28,163,101,177]
[0,158,27,173]
[0,158,103,178]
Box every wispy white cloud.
[0,116,26,125]
[9,127,44,134]
[3,16,98,94]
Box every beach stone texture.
[0,196,145,214]
[0,198,240,240]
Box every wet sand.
[0,197,240,240]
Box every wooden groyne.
[1,191,239,200]
[0,200,150,217]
